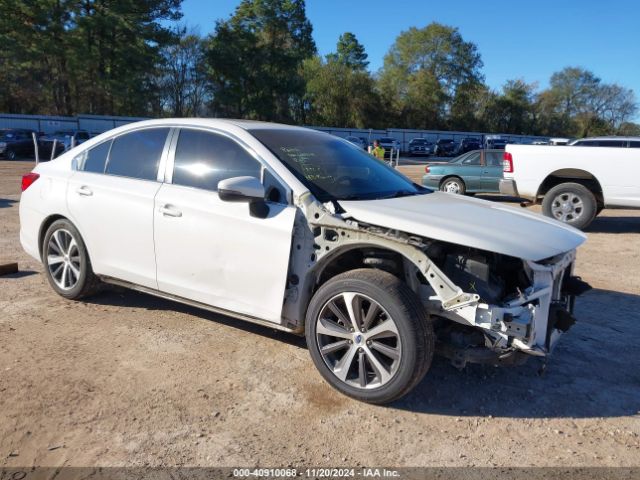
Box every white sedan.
[20,119,589,404]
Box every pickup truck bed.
[500,144,640,229]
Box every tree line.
[1,0,638,137]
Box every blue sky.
[180,0,639,100]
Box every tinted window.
[462,152,481,165]
[83,141,112,173]
[105,128,169,180]
[77,131,90,140]
[172,129,261,191]
[599,140,625,147]
[486,152,503,166]
[629,141,640,148]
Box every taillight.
[21,172,40,191]
[503,152,513,173]
[425,165,430,174]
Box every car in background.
[433,138,456,157]
[344,136,367,150]
[408,138,433,156]
[455,137,481,155]
[568,136,640,148]
[376,137,400,158]
[422,149,505,195]
[39,129,92,158]
[485,138,508,149]
[0,129,37,160]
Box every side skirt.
[98,276,303,335]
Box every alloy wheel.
[47,229,82,291]
[316,292,402,390]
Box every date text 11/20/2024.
[232,468,400,477]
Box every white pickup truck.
[500,144,640,229]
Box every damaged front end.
[428,246,592,368]
[288,193,591,369]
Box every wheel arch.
[38,214,68,260]
[537,169,604,206]
[291,242,424,330]
[439,175,465,188]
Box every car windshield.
[251,128,431,202]
[379,137,395,143]
[440,139,454,144]
[0,131,16,140]
[412,139,427,144]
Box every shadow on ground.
[84,285,640,419]
[585,216,640,234]
[86,287,307,349]
[1,269,38,279]
[0,198,17,209]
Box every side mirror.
[218,176,265,203]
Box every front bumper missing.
[431,250,591,362]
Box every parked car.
[455,137,481,155]
[344,136,367,150]
[375,137,400,158]
[485,138,509,149]
[422,149,504,195]
[39,129,92,158]
[501,143,640,229]
[20,119,589,404]
[408,138,433,156]
[433,138,456,156]
[568,136,640,148]
[0,129,37,160]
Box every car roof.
[573,136,640,141]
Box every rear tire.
[542,182,597,230]
[440,177,466,195]
[42,219,100,299]
[305,269,434,404]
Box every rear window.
[82,141,112,173]
[105,128,169,181]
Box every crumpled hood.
[339,192,586,261]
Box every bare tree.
[159,25,209,116]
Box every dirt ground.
[1,160,639,468]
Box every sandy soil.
[1,160,639,468]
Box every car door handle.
[159,205,182,217]
[76,186,93,196]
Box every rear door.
[481,151,504,192]
[457,151,483,190]
[153,128,296,322]
[67,127,171,288]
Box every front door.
[153,128,296,323]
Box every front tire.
[6,149,16,160]
[542,182,597,230]
[42,219,100,299]
[305,269,434,404]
